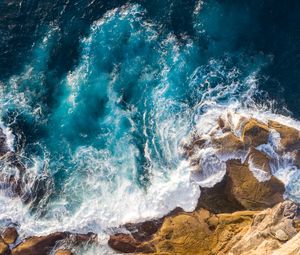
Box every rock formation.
[109,112,300,255]
[109,201,300,255]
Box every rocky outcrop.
[227,201,299,255]
[183,112,300,213]
[196,157,284,213]
[109,113,300,254]
[109,201,300,255]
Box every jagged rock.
[1,227,18,244]
[227,201,298,255]
[268,120,300,152]
[109,201,300,255]
[272,232,300,255]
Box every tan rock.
[268,120,300,151]
[2,227,18,244]
[109,201,300,255]
[274,229,289,241]
[228,201,298,255]
[272,232,300,255]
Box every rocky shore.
[109,112,300,255]
[0,112,300,254]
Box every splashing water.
[0,1,299,253]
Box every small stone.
[275,229,289,241]
[2,227,18,244]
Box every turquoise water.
[0,0,299,242]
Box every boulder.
[1,227,18,245]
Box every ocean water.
[0,0,300,252]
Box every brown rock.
[197,157,283,212]
[226,159,284,210]
[246,147,271,175]
[268,120,300,151]
[124,219,164,242]
[2,227,18,245]
[55,249,73,255]
[108,234,154,254]
[197,176,244,213]
[0,237,8,255]
[12,232,67,255]
[11,232,96,255]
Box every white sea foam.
[0,121,15,152]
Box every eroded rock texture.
[109,201,300,255]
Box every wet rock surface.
[0,226,96,255]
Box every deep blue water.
[0,0,299,235]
